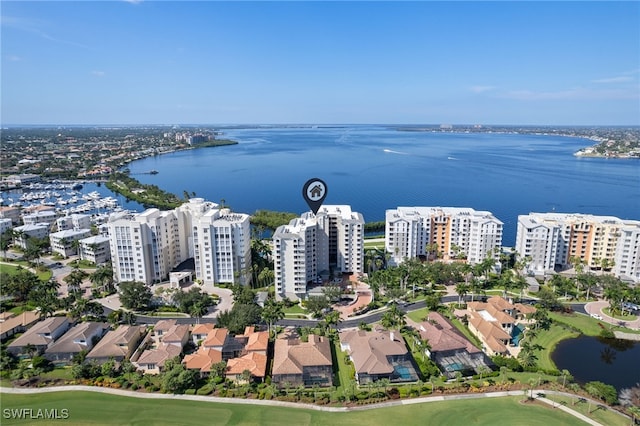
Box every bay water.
[127,125,639,245]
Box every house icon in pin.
[309,184,323,200]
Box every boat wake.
[383,148,408,155]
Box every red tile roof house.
[271,329,333,388]
[225,326,269,383]
[339,329,419,385]
[190,323,215,346]
[183,326,243,378]
[86,325,147,364]
[7,317,71,356]
[417,312,492,379]
[44,322,109,365]
[133,321,190,375]
[466,296,536,357]
[183,347,223,377]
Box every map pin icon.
[302,178,328,215]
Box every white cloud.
[122,0,143,4]
[7,55,22,62]
[469,85,497,93]
[91,70,106,77]
[591,76,634,84]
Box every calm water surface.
[551,335,640,391]
[128,126,640,244]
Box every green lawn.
[549,311,640,336]
[0,263,52,282]
[406,307,430,323]
[363,240,385,250]
[0,392,589,425]
[602,307,637,321]
[448,317,483,349]
[544,393,629,426]
[529,324,579,371]
[283,304,307,315]
[332,340,354,392]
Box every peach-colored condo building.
[515,213,640,283]
[385,207,503,266]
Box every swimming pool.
[393,364,419,381]
[512,324,526,346]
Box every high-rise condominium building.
[273,205,364,301]
[515,213,640,283]
[385,207,503,266]
[108,198,251,286]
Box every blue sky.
[2,1,639,125]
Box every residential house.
[183,347,223,377]
[135,344,182,375]
[339,328,419,385]
[190,323,215,345]
[7,317,71,355]
[134,321,190,375]
[0,311,40,341]
[44,322,109,364]
[226,352,268,383]
[417,312,492,379]
[183,326,238,377]
[272,329,333,388]
[86,325,146,364]
[201,327,243,360]
[225,326,269,383]
[466,296,536,356]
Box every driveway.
[585,300,640,330]
[204,286,233,318]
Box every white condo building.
[516,213,640,283]
[385,207,503,266]
[49,229,92,257]
[107,199,251,286]
[57,214,92,232]
[273,205,364,301]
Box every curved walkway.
[584,300,640,330]
[0,385,626,424]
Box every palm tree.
[469,277,483,302]
[90,264,115,295]
[324,310,341,336]
[64,268,88,297]
[261,298,285,337]
[190,302,208,324]
[455,282,469,305]
[416,337,431,362]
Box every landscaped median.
[0,387,611,426]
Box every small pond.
[551,335,640,391]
